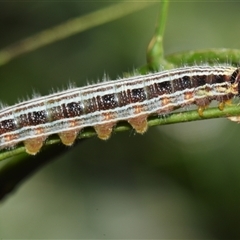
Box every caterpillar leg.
[94,122,116,140]
[198,99,233,117]
[218,99,232,111]
[128,115,148,134]
[24,136,46,155]
[59,129,80,146]
[197,105,208,117]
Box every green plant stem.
[0,1,155,67]
[166,48,240,66]
[146,0,173,71]
[1,104,240,162]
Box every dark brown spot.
[155,81,172,94]
[66,102,84,117]
[18,110,47,126]
[28,110,47,125]
[182,76,192,88]
[214,74,226,83]
[172,76,192,91]
[129,88,147,103]
[192,75,206,87]
[0,119,16,134]
[97,94,118,110]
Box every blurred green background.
[1,1,240,238]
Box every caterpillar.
[0,65,239,155]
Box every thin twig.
[0,1,155,67]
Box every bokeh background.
[1,1,240,238]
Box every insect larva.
[0,65,239,155]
